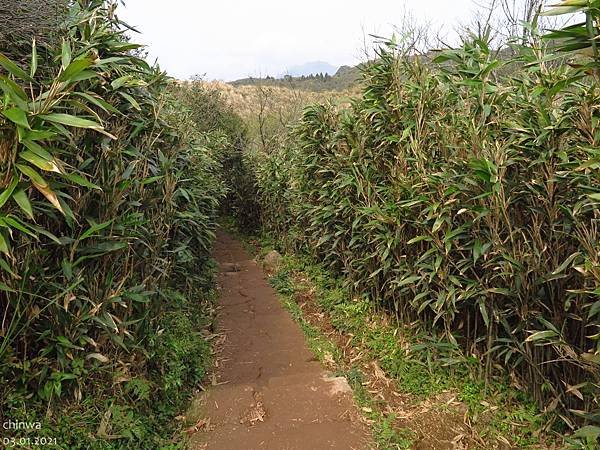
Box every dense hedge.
[254,33,600,433]
[0,0,229,447]
[175,82,262,232]
[0,0,67,61]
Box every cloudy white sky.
[118,0,482,81]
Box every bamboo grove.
[251,1,600,436]
[3,0,600,446]
[0,0,238,446]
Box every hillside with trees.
[230,64,362,92]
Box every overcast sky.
[119,0,480,81]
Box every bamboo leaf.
[86,353,110,363]
[573,425,600,440]
[525,330,558,343]
[30,39,38,79]
[0,53,32,81]
[80,220,114,241]
[61,39,72,69]
[0,281,16,292]
[16,163,47,187]
[61,173,102,190]
[18,128,56,142]
[551,252,581,275]
[111,42,143,52]
[407,235,430,245]
[119,92,141,110]
[57,197,75,225]
[19,150,62,173]
[4,216,36,238]
[0,176,18,209]
[75,92,121,115]
[32,182,65,215]
[395,275,421,287]
[30,224,62,245]
[0,256,17,278]
[59,58,94,82]
[39,113,103,130]
[22,140,54,159]
[0,233,10,256]
[13,189,33,219]
[432,216,445,233]
[0,76,28,110]
[2,107,31,129]
[541,5,585,16]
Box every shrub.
[254,25,600,433]
[0,0,228,446]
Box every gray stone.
[262,250,283,272]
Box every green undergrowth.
[3,281,217,450]
[248,232,554,449]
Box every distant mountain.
[281,61,338,77]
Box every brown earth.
[186,231,372,450]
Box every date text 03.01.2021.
[2,437,59,447]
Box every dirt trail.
[187,231,371,450]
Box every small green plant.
[373,414,413,450]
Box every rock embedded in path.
[322,374,353,396]
[221,262,241,272]
[262,250,283,272]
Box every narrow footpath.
[188,231,371,450]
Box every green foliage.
[372,414,413,450]
[150,305,211,399]
[176,82,261,232]
[252,22,600,439]
[0,0,230,446]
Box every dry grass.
[196,80,357,120]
